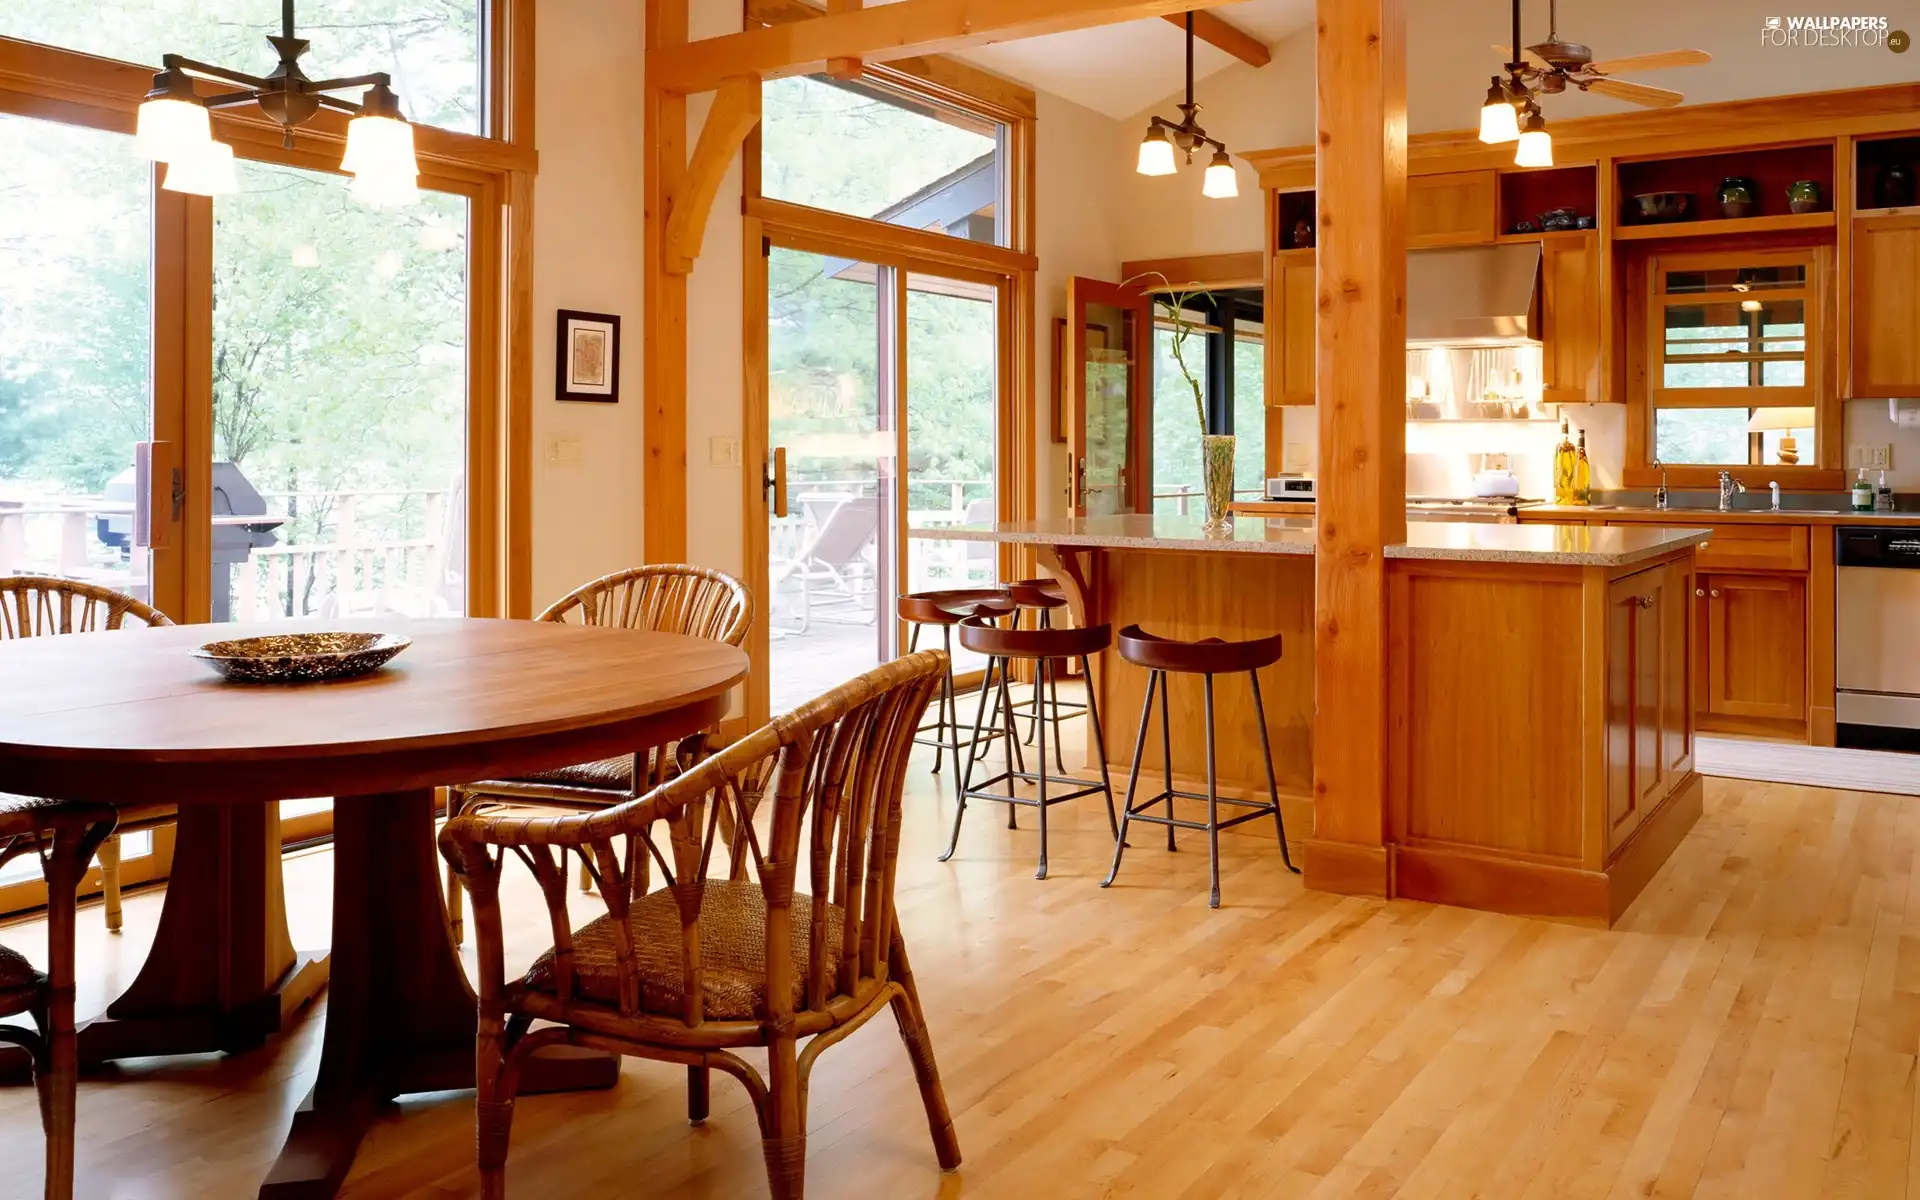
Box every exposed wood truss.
[649,0,1247,94]
[663,76,761,276]
[1161,9,1269,68]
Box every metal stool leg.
[1249,669,1298,874]
[1203,673,1222,909]
[1102,669,1157,889]
[1159,670,1176,851]
[941,653,999,863]
[996,657,1022,828]
[1081,653,1119,841]
[1034,655,1051,880]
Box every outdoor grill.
[101,461,284,619]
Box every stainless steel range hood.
[1406,243,1541,347]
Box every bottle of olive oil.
[1574,428,1593,506]
[1553,418,1577,504]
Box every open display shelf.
[1499,165,1598,237]
[1615,143,1834,235]
[1855,135,1920,213]
[1276,190,1317,250]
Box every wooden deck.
[1,755,1916,1197]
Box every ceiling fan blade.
[1586,48,1712,74]
[1584,77,1686,108]
[1489,43,1553,69]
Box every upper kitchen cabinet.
[1851,214,1920,397]
[1407,170,1498,248]
[1268,248,1316,406]
[1541,231,1601,404]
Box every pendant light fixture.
[1482,0,1553,167]
[133,0,421,204]
[1136,14,1237,199]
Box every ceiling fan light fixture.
[161,139,239,197]
[1478,77,1520,143]
[134,68,213,163]
[1137,124,1177,176]
[1202,148,1238,199]
[1514,107,1554,168]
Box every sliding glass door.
[760,248,1005,714]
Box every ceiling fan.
[1492,0,1711,110]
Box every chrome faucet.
[1655,460,1669,510]
[1718,470,1747,511]
[1769,480,1782,510]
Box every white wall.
[529,0,648,608]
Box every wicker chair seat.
[0,792,63,820]
[523,880,845,1020]
[507,754,635,792]
[0,943,44,1017]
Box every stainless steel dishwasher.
[1837,527,1920,750]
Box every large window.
[1149,302,1267,514]
[761,74,1007,245]
[4,1,484,133]
[1647,248,1821,469]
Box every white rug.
[1695,736,1920,796]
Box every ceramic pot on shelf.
[1787,179,1824,214]
[1875,161,1918,209]
[1717,176,1759,219]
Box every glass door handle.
[765,447,789,519]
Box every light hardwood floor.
[2,753,1917,1198]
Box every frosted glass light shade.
[161,140,237,196]
[343,113,419,188]
[1479,97,1520,144]
[1202,152,1239,199]
[1514,126,1553,168]
[1137,129,1176,177]
[134,97,212,163]
[350,170,420,208]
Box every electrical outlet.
[709,436,742,467]
[1850,443,1893,470]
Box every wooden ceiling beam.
[651,0,1247,94]
[1161,10,1269,68]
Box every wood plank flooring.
[2,757,1918,1198]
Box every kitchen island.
[918,515,1714,924]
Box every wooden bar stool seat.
[1102,624,1298,908]
[944,617,1117,880]
[899,589,1019,790]
[1003,577,1086,771]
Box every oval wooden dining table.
[0,617,748,1198]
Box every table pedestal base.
[258,790,616,1199]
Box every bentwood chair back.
[0,576,175,934]
[442,651,960,1200]
[445,564,752,941]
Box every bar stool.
[1004,577,1088,771]
[898,588,1019,787]
[943,616,1118,879]
[1101,624,1299,908]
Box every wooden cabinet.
[1267,249,1315,406]
[1852,214,1920,396]
[1541,232,1601,404]
[1606,559,1692,853]
[1406,170,1498,248]
[1696,572,1807,725]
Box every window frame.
[1625,240,1842,490]
[0,11,532,898]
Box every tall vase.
[1201,433,1236,534]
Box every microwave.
[1265,475,1317,502]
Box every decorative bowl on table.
[1629,191,1693,224]
[191,631,412,683]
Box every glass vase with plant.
[1128,272,1233,533]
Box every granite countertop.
[1524,502,1920,526]
[915,515,1711,567]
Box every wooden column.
[1306,0,1406,896]
[643,0,691,563]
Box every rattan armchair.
[0,577,175,934]
[445,564,753,943]
[0,798,118,1200]
[440,652,960,1200]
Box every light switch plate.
[1850,443,1893,470]
[546,437,583,467]
[709,436,742,467]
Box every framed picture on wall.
[557,309,620,402]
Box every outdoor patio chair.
[770,495,879,633]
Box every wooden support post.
[664,77,762,275]
[1306,0,1405,896]
[826,0,864,78]
[643,0,691,563]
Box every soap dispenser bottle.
[1879,469,1895,511]
[1853,468,1875,512]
